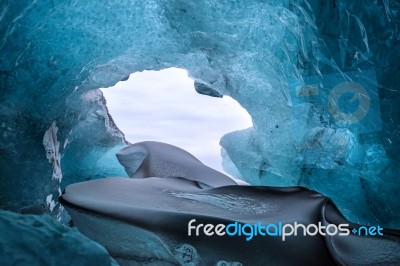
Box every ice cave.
[1,0,400,265]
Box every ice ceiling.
[0,0,399,228]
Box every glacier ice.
[0,210,116,265]
[0,0,399,232]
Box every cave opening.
[100,67,252,175]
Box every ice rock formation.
[0,0,399,228]
[61,176,400,265]
[116,141,238,187]
[61,142,400,264]
[0,210,116,265]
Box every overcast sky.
[101,68,252,174]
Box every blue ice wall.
[0,0,399,228]
[0,210,116,265]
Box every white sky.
[101,67,252,174]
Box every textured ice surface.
[0,0,399,228]
[0,210,116,265]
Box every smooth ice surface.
[0,210,116,265]
[0,0,399,228]
[61,176,400,265]
[116,141,239,187]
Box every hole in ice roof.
[100,67,252,175]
